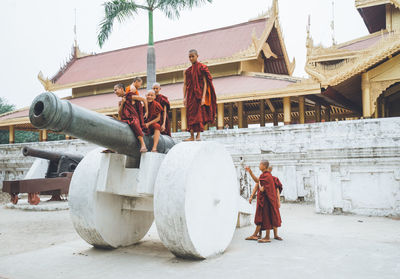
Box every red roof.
[53,18,268,86]
[1,74,295,121]
[338,32,388,51]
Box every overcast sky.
[0,0,368,109]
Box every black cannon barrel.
[29,92,175,162]
[22,146,83,163]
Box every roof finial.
[330,1,336,45]
[272,0,279,17]
[74,8,78,48]
[306,14,314,49]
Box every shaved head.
[189,49,198,55]
[261,160,269,168]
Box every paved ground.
[0,203,399,279]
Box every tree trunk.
[147,9,156,90]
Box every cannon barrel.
[29,92,175,165]
[22,146,83,163]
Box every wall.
[1,117,399,216]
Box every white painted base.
[69,148,154,248]
[154,142,238,259]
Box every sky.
[0,0,368,109]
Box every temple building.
[1,0,398,143]
[306,0,400,119]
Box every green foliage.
[97,0,212,47]
[0,97,15,115]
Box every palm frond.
[97,0,142,48]
[155,0,212,19]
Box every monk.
[153,82,171,136]
[144,90,163,152]
[245,160,282,243]
[114,83,147,152]
[126,77,148,132]
[183,49,217,141]
[268,166,283,240]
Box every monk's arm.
[162,105,167,128]
[146,114,161,126]
[183,70,187,105]
[246,168,259,183]
[277,188,281,208]
[249,183,259,202]
[202,76,207,104]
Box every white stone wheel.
[69,148,154,248]
[154,141,238,259]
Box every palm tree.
[98,0,212,90]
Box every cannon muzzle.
[29,92,175,166]
[22,146,83,163]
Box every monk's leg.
[245,225,261,240]
[273,227,283,240]
[152,129,160,152]
[138,136,148,152]
[184,129,195,141]
[258,229,271,243]
[196,132,201,141]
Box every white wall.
[1,117,399,216]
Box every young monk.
[183,49,217,141]
[268,166,283,240]
[126,77,148,131]
[114,83,147,152]
[144,90,163,152]
[152,82,171,136]
[245,160,282,243]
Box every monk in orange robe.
[114,83,147,152]
[183,49,217,141]
[153,82,171,136]
[126,77,148,133]
[144,90,163,152]
[245,160,282,243]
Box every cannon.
[2,146,83,205]
[29,92,239,259]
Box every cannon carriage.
[29,92,239,259]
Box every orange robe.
[145,101,163,135]
[155,94,171,136]
[120,92,143,137]
[126,86,147,133]
[184,62,217,132]
[254,171,282,230]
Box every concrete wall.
[1,117,399,216]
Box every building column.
[217,103,224,129]
[42,129,48,142]
[324,106,331,122]
[237,101,244,128]
[361,72,372,117]
[228,103,234,128]
[9,125,15,144]
[298,96,305,124]
[260,99,265,127]
[180,107,187,131]
[315,103,321,122]
[272,112,278,126]
[283,97,291,125]
[171,108,177,132]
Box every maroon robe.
[273,175,283,194]
[145,100,163,135]
[254,171,282,230]
[184,62,217,132]
[155,94,171,136]
[120,92,144,137]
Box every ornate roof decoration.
[305,30,400,87]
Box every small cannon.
[2,147,83,205]
[29,92,238,259]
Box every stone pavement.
[0,203,399,279]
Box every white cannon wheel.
[154,141,238,259]
[69,148,153,248]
